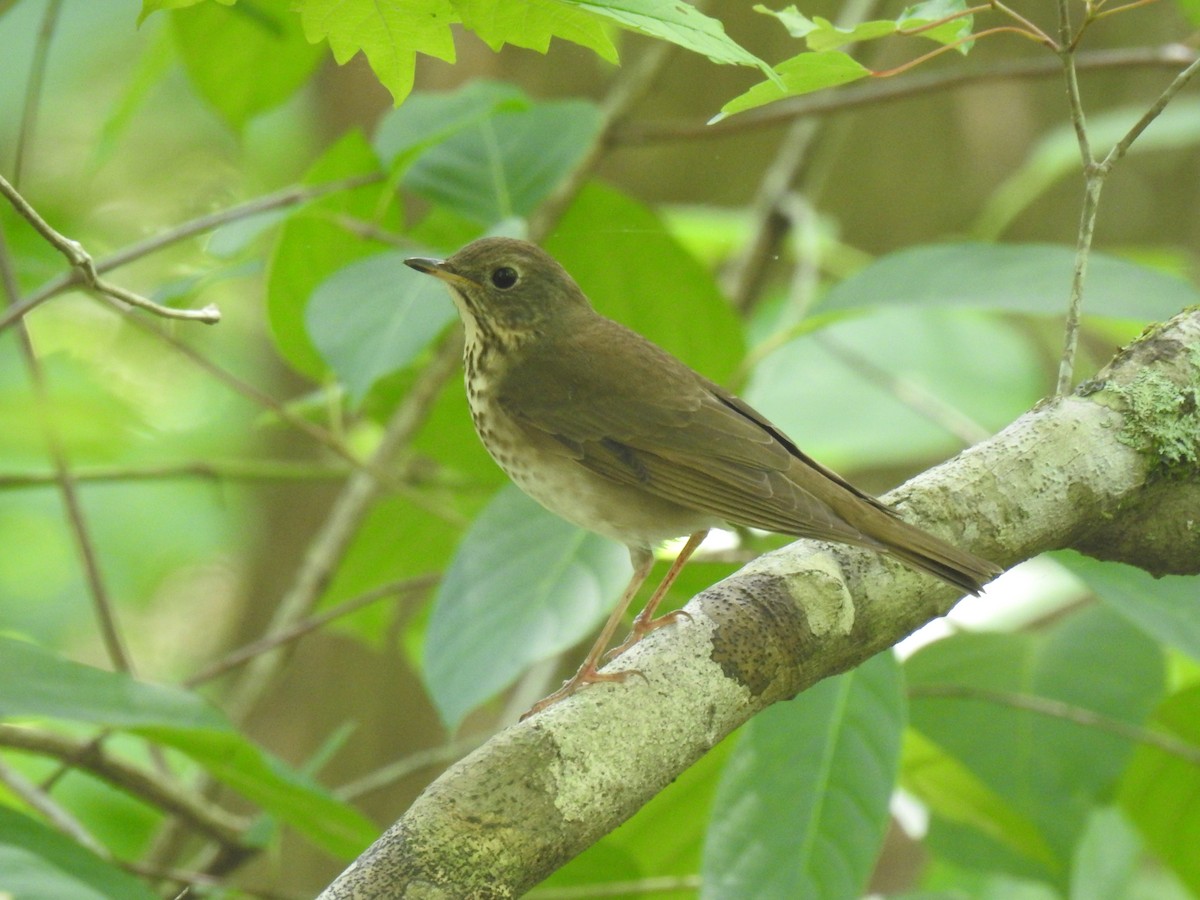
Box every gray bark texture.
[319,308,1200,898]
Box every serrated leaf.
[906,607,1165,880]
[899,0,974,47]
[1056,552,1200,664]
[171,0,325,129]
[713,50,869,122]
[297,0,457,105]
[702,652,905,899]
[424,485,631,727]
[404,98,602,225]
[306,252,457,402]
[563,0,773,76]
[0,638,375,857]
[1117,685,1200,895]
[817,243,1200,320]
[0,806,157,900]
[756,7,895,50]
[456,0,618,61]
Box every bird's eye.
[491,266,519,289]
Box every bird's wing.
[497,317,889,544]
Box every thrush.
[405,237,1001,715]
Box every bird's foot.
[520,663,646,720]
[603,608,693,663]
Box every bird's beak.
[404,257,479,290]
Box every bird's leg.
[521,547,656,719]
[604,529,708,662]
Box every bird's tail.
[868,513,1003,596]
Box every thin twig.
[99,296,459,523]
[0,174,220,324]
[816,334,993,446]
[0,758,107,856]
[0,220,134,675]
[12,0,62,185]
[721,0,879,313]
[0,725,251,847]
[616,45,1196,144]
[335,732,488,801]
[185,574,439,687]
[222,333,464,720]
[910,683,1200,766]
[1104,52,1200,165]
[0,172,382,332]
[528,38,676,241]
[0,460,354,489]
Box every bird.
[405,237,1001,715]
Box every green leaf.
[1177,0,1200,26]
[138,725,375,857]
[755,7,896,50]
[1069,807,1140,900]
[138,0,232,24]
[562,0,773,76]
[713,50,869,122]
[373,80,528,168]
[0,636,227,728]
[0,638,375,858]
[306,252,457,402]
[755,1,971,49]
[1118,685,1200,896]
[265,131,391,378]
[974,100,1200,239]
[296,0,456,105]
[898,0,974,47]
[403,97,603,225]
[456,0,618,62]
[744,308,1043,470]
[423,485,631,727]
[1057,552,1200,664]
[702,652,905,899]
[0,806,157,900]
[546,181,744,382]
[171,0,325,129]
[902,729,1059,869]
[906,607,1165,881]
[817,242,1200,321]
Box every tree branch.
[318,307,1200,897]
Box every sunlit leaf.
[456,0,618,61]
[296,0,457,105]
[171,0,325,129]
[713,50,868,122]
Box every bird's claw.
[603,608,693,663]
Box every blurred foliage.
[1,0,1199,897]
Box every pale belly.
[468,388,717,551]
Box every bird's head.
[405,237,591,348]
